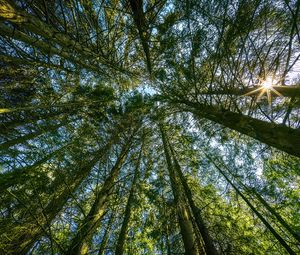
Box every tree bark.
[180,100,300,157]
[198,85,300,98]
[0,120,68,151]
[1,139,115,255]
[115,147,142,255]
[206,153,297,255]
[67,139,132,255]
[0,142,70,192]
[169,145,219,255]
[97,213,115,255]
[129,0,152,74]
[160,124,199,255]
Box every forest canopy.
[0,0,300,254]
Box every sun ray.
[270,87,283,97]
[257,88,267,101]
[266,89,271,104]
[242,76,284,105]
[243,87,263,96]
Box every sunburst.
[243,77,283,104]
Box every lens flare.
[261,77,277,89]
[243,76,283,104]
[261,77,274,89]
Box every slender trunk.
[250,188,300,243]
[198,85,300,98]
[2,139,115,255]
[214,156,300,243]
[0,142,70,192]
[0,120,68,151]
[115,148,142,255]
[160,124,198,255]
[129,0,152,74]
[97,213,115,255]
[0,108,73,134]
[169,145,219,255]
[0,0,130,75]
[67,140,132,255]
[206,153,297,255]
[180,100,300,157]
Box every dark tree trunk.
[97,213,115,255]
[207,154,297,255]
[2,139,115,255]
[198,85,300,98]
[129,0,152,74]
[67,139,132,255]
[169,145,219,255]
[115,147,142,255]
[180,100,300,157]
[160,124,199,255]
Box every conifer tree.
[0,0,299,254]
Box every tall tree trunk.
[2,139,115,255]
[97,213,115,255]
[0,142,71,192]
[0,120,68,151]
[179,100,300,157]
[115,147,142,255]
[205,153,297,255]
[197,85,300,98]
[0,0,130,75]
[169,145,219,255]
[160,124,199,255]
[213,156,300,243]
[129,0,152,74]
[249,187,300,243]
[67,139,132,255]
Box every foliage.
[0,0,300,254]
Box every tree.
[115,144,143,255]
[0,0,299,254]
[160,124,199,255]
